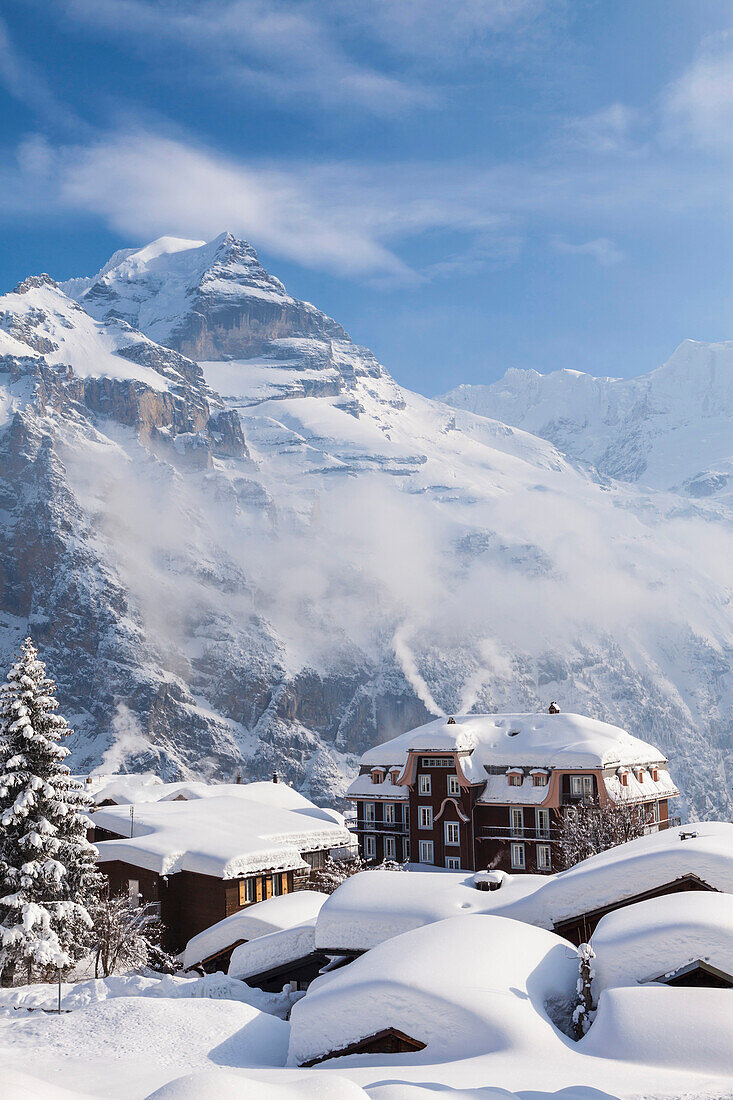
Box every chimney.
[548,702,560,714]
[85,775,93,785]
[235,773,242,784]
[447,716,456,725]
[272,770,279,784]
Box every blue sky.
[0,1,731,393]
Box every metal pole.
[58,968,62,1014]
[130,806,135,838]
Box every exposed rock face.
[0,234,728,819]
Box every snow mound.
[289,914,577,1066]
[148,1068,368,1099]
[580,986,733,1075]
[590,891,733,994]
[315,869,545,953]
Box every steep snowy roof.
[289,914,578,1067]
[516,821,733,929]
[356,712,667,779]
[183,891,327,969]
[315,868,545,953]
[94,795,354,879]
[590,892,733,995]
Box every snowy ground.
[1,949,731,1099]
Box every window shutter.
[256,877,263,903]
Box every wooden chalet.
[91,783,355,952]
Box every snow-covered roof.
[346,774,409,801]
[515,821,733,929]
[94,795,354,879]
[183,891,327,969]
[315,868,545,953]
[74,772,165,805]
[590,892,733,995]
[229,923,318,982]
[355,712,668,784]
[579,986,733,1078]
[288,914,578,1066]
[603,766,678,804]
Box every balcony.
[353,819,409,835]
[477,826,560,843]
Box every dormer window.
[371,769,384,785]
[507,771,523,787]
[619,770,628,787]
[636,769,645,783]
[389,768,400,785]
[651,767,659,782]
[532,773,547,787]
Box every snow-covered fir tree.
[0,638,102,984]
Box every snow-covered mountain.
[0,234,730,819]
[439,341,733,497]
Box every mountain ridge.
[0,233,730,819]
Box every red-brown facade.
[351,751,676,875]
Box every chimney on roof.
[548,702,560,714]
[447,716,456,725]
[235,773,242,784]
[85,775,93,785]
[272,770,279,784]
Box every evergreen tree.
[0,638,102,984]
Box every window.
[510,842,526,870]
[384,802,395,825]
[419,840,434,864]
[239,878,255,905]
[419,806,433,829]
[128,879,140,908]
[537,845,551,871]
[510,808,524,836]
[651,767,659,782]
[273,873,284,896]
[403,838,410,861]
[636,769,645,783]
[364,802,376,824]
[651,800,660,823]
[390,769,400,785]
[532,773,547,787]
[444,821,460,846]
[419,774,432,796]
[421,757,452,768]
[536,808,550,838]
[384,835,396,860]
[371,770,384,784]
[446,856,461,870]
[570,775,594,799]
[448,775,461,796]
[620,772,628,787]
[508,772,523,787]
[364,835,376,860]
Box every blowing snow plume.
[95,704,151,774]
[393,624,446,717]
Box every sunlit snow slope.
[0,235,728,817]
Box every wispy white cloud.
[58,0,434,113]
[4,127,724,282]
[563,103,640,155]
[550,235,624,266]
[662,33,733,153]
